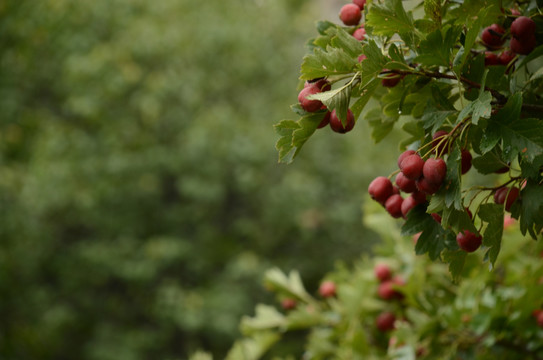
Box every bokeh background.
[0,0,400,358]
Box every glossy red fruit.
[432,130,449,155]
[510,9,521,16]
[319,280,337,298]
[358,54,367,62]
[505,187,520,211]
[510,35,537,55]
[374,263,392,282]
[431,213,442,223]
[537,311,543,328]
[400,154,425,180]
[456,230,482,253]
[281,298,297,310]
[353,27,366,41]
[481,24,506,48]
[401,194,423,218]
[381,71,402,88]
[369,176,394,205]
[339,4,362,26]
[412,190,427,204]
[397,150,416,168]
[376,312,396,332]
[499,50,516,66]
[385,194,404,219]
[317,112,330,129]
[511,16,536,40]
[298,86,323,112]
[353,0,366,10]
[416,177,441,195]
[395,172,417,193]
[494,187,508,205]
[461,149,472,174]
[329,109,355,133]
[485,51,500,66]
[423,158,447,185]
[377,280,402,300]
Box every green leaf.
[308,82,352,124]
[226,331,281,360]
[424,0,442,26]
[264,268,314,303]
[240,305,286,334]
[518,181,543,239]
[485,93,543,162]
[274,120,301,164]
[472,149,508,174]
[401,205,450,260]
[360,40,388,83]
[366,107,398,143]
[414,25,462,67]
[443,147,463,210]
[330,27,364,58]
[442,250,467,283]
[478,203,504,267]
[351,78,380,120]
[366,0,416,38]
[300,46,357,80]
[400,120,424,148]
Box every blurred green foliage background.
[0,0,400,358]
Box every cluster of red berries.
[374,263,405,332]
[481,13,538,69]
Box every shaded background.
[0,0,400,358]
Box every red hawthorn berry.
[368,176,394,205]
[431,213,442,223]
[298,86,323,112]
[400,154,425,180]
[317,112,330,129]
[329,109,355,133]
[422,158,447,185]
[416,177,441,195]
[505,187,520,211]
[353,0,366,10]
[485,51,501,66]
[319,280,337,298]
[397,150,416,168]
[395,172,417,193]
[376,312,396,332]
[392,186,400,195]
[353,27,366,41]
[381,70,403,87]
[411,190,427,204]
[537,311,543,328]
[358,54,367,62]
[481,24,506,48]
[461,149,472,174]
[281,298,297,310]
[511,16,536,40]
[339,4,362,26]
[374,263,392,282]
[494,187,508,204]
[510,35,537,55]
[510,9,521,16]
[401,194,422,218]
[385,194,404,219]
[432,130,449,155]
[499,50,516,66]
[456,230,482,253]
[377,280,402,300]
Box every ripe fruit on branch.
[377,280,403,300]
[484,52,500,66]
[537,311,543,328]
[339,4,362,26]
[511,16,536,40]
[317,112,330,129]
[422,158,447,186]
[358,54,367,62]
[369,176,394,205]
[374,263,392,282]
[456,230,482,253]
[304,78,331,92]
[319,280,337,298]
[416,177,441,195]
[381,70,403,88]
[397,150,416,168]
[431,213,442,223]
[329,109,355,133]
[461,150,472,174]
[481,24,506,48]
[401,194,424,217]
[281,298,297,310]
[510,36,536,55]
[352,27,366,41]
[395,172,417,193]
[399,154,424,180]
[499,50,516,66]
[298,86,323,112]
[352,0,366,10]
[376,312,396,332]
[385,194,404,219]
[494,186,520,211]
